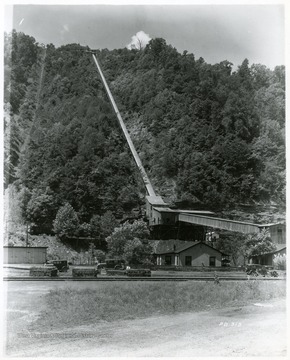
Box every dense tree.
[106,220,150,260]
[242,229,276,263]
[123,238,154,266]
[53,203,80,239]
[7,31,39,113]
[90,210,119,243]
[215,233,247,266]
[25,188,60,234]
[217,229,276,266]
[4,31,285,235]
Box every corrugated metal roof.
[150,207,284,232]
[152,207,215,215]
[153,207,176,212]
[258,222,286,228]
[178,213,262,233]
[178,209,215,215]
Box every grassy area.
[32,280,286,330]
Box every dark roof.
[153,240,228,256]
[178,209,215,215]
[152,207,215,216]
[151,239,194,254]
[266,244,286,255]
[274,244,286,251]
[250,244,286,257]
[153,207,176,212]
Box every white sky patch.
[19,18,24,26]
[3,5,13,33]
[63,24,69,32]
[60,24,69,41]
[127,30,151,50]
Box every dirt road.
[3,281,287,357]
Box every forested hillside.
[4,31,285,236]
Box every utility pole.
[26,223,29,247]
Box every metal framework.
[178,213,261,234]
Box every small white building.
[3,246,47,264]
[155,241,227,267]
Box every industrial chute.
[90,51,166,207]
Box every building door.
[209,256,216,267]
[165,255,172,265]
[185,256,192,266]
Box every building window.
[165,255,172,265]
[209,256,216,267]
[185,256,192,266]
[277,229,283,244]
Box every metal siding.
[269,224,286,245]
[178,213,260,234]
[3,247,47,264]
[25,248,31,263]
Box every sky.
[2,1,285,69]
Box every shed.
[155,240,227,267]
[249,244,286,267]
[3,246,48,264]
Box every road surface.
[3,281,287,357]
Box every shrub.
[270,270,279,277]
[258,266,268,277]
[245,265,259,276]
[214,272,220,284]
